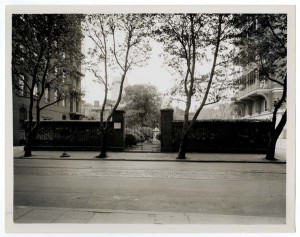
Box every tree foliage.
[12,14,84,156]
[122,84,162,128]
[232,14,286,86]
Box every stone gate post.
[160,109,174,152]
[112,110,125,151]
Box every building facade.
[233,65,285,120]
[233,65,286,141]
[82,100,114,121]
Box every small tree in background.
[83,14,152,158]
[122,84,162,128]
[12,14,84,157]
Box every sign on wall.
[114,122,121,129]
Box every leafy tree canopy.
[122,84,162,128]
[12,14,84,104]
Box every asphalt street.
[14,159,286,218]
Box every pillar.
[160,109,174,152]
[112,110,125,151]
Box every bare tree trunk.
[97,129,108,158]
[177,132,187,159]
[24,101,34,157]
[24,122,40,157]
[24,132,32,157]
[24,102,41,157]
[176,15,223,160]
[265,77,286,160]
[265,110,286,160]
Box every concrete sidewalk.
[13,206,285,224]
[13,147,286,163]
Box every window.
[45,87,50,103]
[54,89,59,104]
[76,78,80,89]
[264,99,268,111]
[70,99,73,113]
[254,69,259,80]
[19,75,25,96]
[76,100,80,113]
[19,108,27,130]
[54,66,58,76]
[33,84,39,97]
[62,71,66,84]
[43,58,48,68]
[62,115,67,120]
[62,99,65,107]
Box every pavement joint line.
[13,208,34,221]
[86,212,97,223]
[50,209,67,223]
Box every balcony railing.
[235,79,272,99]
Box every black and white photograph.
[4,4,296,234]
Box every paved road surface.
[14,159,286,218]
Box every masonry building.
[233,64,285,120]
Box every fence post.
[160,109,174,152]
[112,110,125,151]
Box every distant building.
[233,64,286,141]
[83,100,114,121]
[173,106,196,120]
[111,77,128,101]
[233,65,285,120]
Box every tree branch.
[111,26,126,72]
[189,14,223,130]
[266,17,287,55]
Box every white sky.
[81,37,218,112]
[81,38,174,105]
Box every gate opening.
[124,113,161,152]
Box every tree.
[83,14,152,158]
[12,14,84,157]
[122,84,162,128]
[232,14,287,160]
[155,14,236,159]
